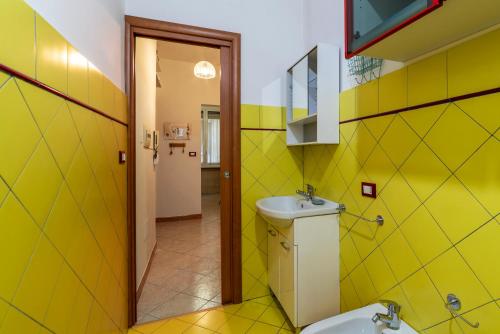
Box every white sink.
[301,304,418,334]
[256,195,339,228]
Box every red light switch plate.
[361,182,376,198]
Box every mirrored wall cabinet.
[286,44,339,146]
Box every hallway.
[137,194,222,323]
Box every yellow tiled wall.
[241,106,302,300]
[305,29,500,333]
[0,1,128,333]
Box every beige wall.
[135,37,157,288]
[156,57,220,218]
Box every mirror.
[292,57,308,120]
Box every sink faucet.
[372,300,401,330]
[297,184,315,201]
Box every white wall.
[135,37,157,288]
[125,0,305,106]
[156,57,220,218]
[25,0,125,89]
[303,0,404,91]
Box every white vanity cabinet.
[267,214,340,328]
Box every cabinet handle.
[268,229,277,237]
[280,241,290,251]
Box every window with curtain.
[201,106,220,166]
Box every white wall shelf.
[286,44,340,146]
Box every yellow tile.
[220,304,243,315]
[364,248,397,295]
[0,71,9,87]
[400,205,451,264]
[423,319,464,334]
[66,284,92,334]
[457,220,500,299]
[68,45,89,103]
[379,68,407,113]
[102,77,116,117]
[365,197,397,244]
[257,306,286,327]
[455,93,500,136]
[236,301,267,320]
[337,147,361,185]
[69,102,94,138]
[281,107,287,129]
[339,88,356,121]
[363,145,397,190]
[425,176,491,244]
[13,235,63,322]
[426,248,491,312]
[65,145,93,205]
[241,104,260,128]
[400,269,450,330]
[363,114,394,140]
[380,172,420,224]
[407,53,447,106]
[424,104,490,172]
[261,105,283,129]
[0,194,40,301]
[356,79,378,117]
[456,137,499,216]
[247,321,280,334]
[155,319,191,334]
[400,142,450,201]
[0,0,36,77]
[251,296,275,306]
[292,107,308,120]
[12,141,63,226]
[36,14,68,93]
[340,121,359,144]
[350,221,377,260]
[278,329,294,334]
[379,115,420,168]
[0,307,40,334]
[89,63,104,111]
[0,79,41,186]
[340,276,361,312]
[0,179,7,204]
[448,29,500,97]
[380,229,420,282]
[17,79,65,134]
[217,314,254,334]
[349,264,377,305]
[184,325,215,334]
[115,89,128,124]
[400,103,449,139]
[196,310,232,331]
[44,264,79,333]
[340,234,361,273]
[349,122,377,165]
[44,103,80,174]
[177,310,209,324]
[459,301,500,334]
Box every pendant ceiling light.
[194,61,216,79]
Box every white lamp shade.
[194,61,216,79]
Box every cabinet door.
[345,0,441,57]
[279,234,296,325]
[267,226,279,296]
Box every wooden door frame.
[125,16,242,327]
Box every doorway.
[125,16,241,326]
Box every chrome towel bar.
[445,294,480,328]
[337,203,384,226]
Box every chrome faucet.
[372,300,401,330]
[296,184,315,201]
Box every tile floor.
[137,194,222,323]
[130,296,297,334]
